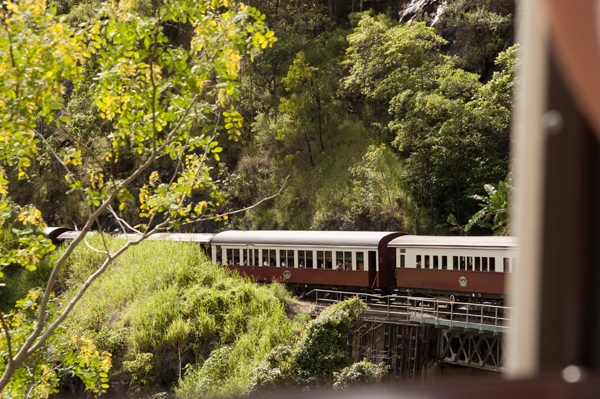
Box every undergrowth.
[60,236,307,396]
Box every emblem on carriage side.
[283,271,291,280]
[459,276,468,288]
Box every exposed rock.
[400,0,445,24]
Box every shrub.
[248,297,366,393]
[332,360,388,390]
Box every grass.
[59,235,308,397]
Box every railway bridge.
[311,289,512,380]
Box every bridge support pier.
[349,318,506,381]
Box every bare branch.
[143,130,197,232]
[108,205,142,235]
[96,220,111,256]
[33,129,92,217]
[0,312,12,360]
[180,174,290,227]
[58,125,116,186]
[83,237,108,255]
[149,2,162,154]
[107,205,128,234]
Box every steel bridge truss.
[439,329,506,371]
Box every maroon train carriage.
[210,230,404,291]
[50,228,517,301]
[389,235,517,302]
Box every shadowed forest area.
[9,0,515,235]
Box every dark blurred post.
[509,0,600,378]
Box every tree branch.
[108,205,141,235]
[180,174,290,227]
[0,312,12,360]
[83,237,108,255]
[33,129,92,217]
[58,125,116,187]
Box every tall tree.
[0,0,278,394]
[342,13,516,230]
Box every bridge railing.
[308,289,512,334]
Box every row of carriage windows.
[219,248,367,270]
[400,254,514,272]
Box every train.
[52,229,516,302]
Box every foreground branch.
[180,174,290,227]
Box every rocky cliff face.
[401,0,447,24]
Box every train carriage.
[389,235,517,300]
[210,230,404,290]
[52,228,517,301]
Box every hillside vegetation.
[56,237,383,397]
[59,237,306,396]
[6,0,516,236]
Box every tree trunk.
[272,67,278,123]
[250,71,254,145]
[454,163,460,225]
[315,88,325,150]
[328,0,333,31]
[423,154,434,227]
[305,129,314,166]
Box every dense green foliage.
[242,297,377,394]
[61,237,306,397]
[0,289,112,398]
[5,0,515,236]
[214,0,516,234]
[449,173,512,235]
[332,359,388,390]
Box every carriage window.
[442,256,447,270]
[216,246,222,264]
[453,256,458,270]
[416,255,422,268]
[336,251,343,269]
[269,249,276,266]
[345,252,352,270]
[253,249,259,266]
[325,251,333,269]
[424,255,430,269]
[460,256,466,271]
[307,250,314,268]
[234,249,240,265]
[466,256,472,271]
[400,254,405,268]
[227,249,233,265]
[474,257,480,271]
[490,257,496,272]
[280,250,287,267]
[357,252,364,270]
[242,249,248,266]
[288,251,294,267]
[317,251,324,269]
[503,258,510,273]
[482,257,488,271]
[298,250,305,268]
[433,256,439,269]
